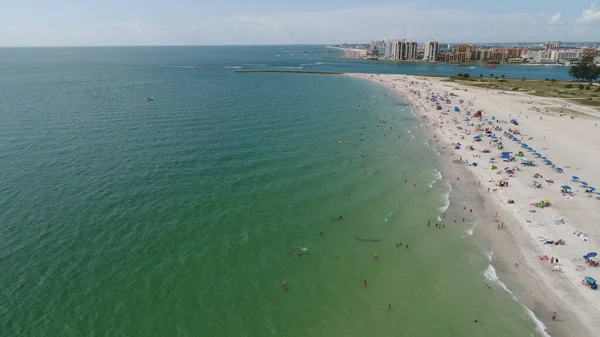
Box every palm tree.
[501,75,505,79]
[480,74,483,79]
[490,73,494,78]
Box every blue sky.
[0,0,599,46]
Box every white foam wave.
[484,261,551,337]
[225,66,242,69]
[274,66,303,69]
[157,65,195,69]
[437,182,452,213]
[465,228,474,236]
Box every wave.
[484,260,551,337]
[242,64,267,67]
[273,66,303,69]
[157,65,195,69]
[437,182,452,213]
[224,66,242,69]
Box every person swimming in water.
[363,280,368,287]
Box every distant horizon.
[0,41,599,49]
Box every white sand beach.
[350,73,600,337]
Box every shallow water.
[0,46,546,336]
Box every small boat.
[483,63,496,69]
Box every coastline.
[348,72,600,337]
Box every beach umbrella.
[585,276,597,283]
[535,153,542,157]
[541,157,547,160]
[532,180,540,185]
[516,139,522,143]
[581,181,588,186]
[556,167,564,173]
[478,133,484,137]
[586,252,597,258]
[561,185,572,190]
[572,176,580,181]
[589,187,596,191]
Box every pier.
[235,70,344,75]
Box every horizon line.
[0,41,599,48]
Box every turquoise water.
[1,46,545,336]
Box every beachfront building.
[423,40,439,61]
[444,44,475,62]
[507,57,524,64]
[556,50,582,62]
[388,39,418,60]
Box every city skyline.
[1,0,600,46]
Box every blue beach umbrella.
[556,167,564,173]
[585,276,597,283]
[541,157,547,160]
[572,176,580,181]
[589,187,596,191]
[561,185,572,190]
[581,181,588,186]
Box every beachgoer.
[515,263,519,268]
[364,280,368,287]
[556,258,559,264]
[473,317,478,323]
[406,245,409,249]
[320,232,323,237]
[552,312,557,321]
[388,304,391,310]
[486,284,491,291]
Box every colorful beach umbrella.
[572,176,580,181]
[585,276,597,283]
[561,185,572,190]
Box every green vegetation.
[445,76,600,107]
[568,56,600,82]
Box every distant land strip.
[235,70,344,75]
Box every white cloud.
[548,13,563,25]
[577,4,600,24]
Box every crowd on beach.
[348,72,600,335]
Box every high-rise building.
[545,41,561,50]
[387,39,418,60]
[423,40,439,61]
[452,44,475,62]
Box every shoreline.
[349,72,600,337]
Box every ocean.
[0,46,551,336]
